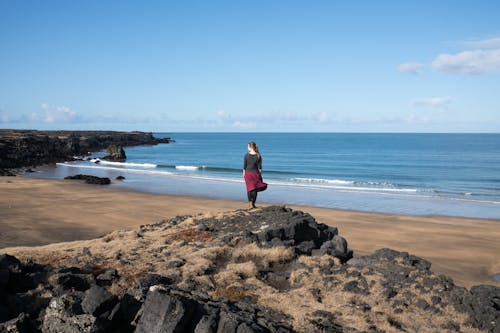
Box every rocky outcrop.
[0,254,293,333]
[64,174,111,185]
[103,144,126,161]
[194,206,353,262]
[1,206,499,332]
[0,130,171,170]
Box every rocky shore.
[1,206,498,332]
[0,130,171,171]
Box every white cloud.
[311,111,331,123]
[411,97,452,111]
[39,103,78,123]
[432,48,500,74]
[460,37,500,49]
[398,62,424,74]
[233,121,256,129]
[215,109,230,120]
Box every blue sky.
[1,1,499,132]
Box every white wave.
[56,163,171,176]
[270,179,417,193]
[284,177,416,193]
[289,177,354,185]
[98,160,157,168]
[175,165,202,171]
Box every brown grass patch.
[165,227,213,243]
[213,285,258,303]
[226,262,258,278]
[232,243,295,268]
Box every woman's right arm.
[243,154,247,176]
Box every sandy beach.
[1,176,499,288]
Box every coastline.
[1,176,499,289]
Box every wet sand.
[1,176,498,288]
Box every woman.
[243,141,267,209]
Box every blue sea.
[28,133,500,219]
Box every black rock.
[103,144,126,161]
[116,175,126,180]
[415,299,430,310]
[55,272,94,291]
[0,169,16,176]
[111,294,142,331]
[217,311,239,333]
[81,285,118,317]
[387,317,404,330]
[0,269,9,289]
[384,288,398,299]
[0,254,21,273]
[42,294,106,333]
[96,269,118,287]
[82,247,92,256]
[458,285,500,332]
[295,240,316,255]
[343,280,369,295]
[197,223,210,231]
[65,174,111,185]
[194,313,219,333]
[135,287,199,333]
[195,206,352,263]
[136,274,175,299]
[0,312,35,333]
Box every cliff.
[0,130,171,170]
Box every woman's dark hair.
[248,141,261,160]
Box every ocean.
[29,133,500,219]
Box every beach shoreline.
[1,176,499,289]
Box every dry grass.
[213,286,249,302]
[164,227,213,243]
[231,243,295,268]
[225,262,258,278]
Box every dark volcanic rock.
[42,293,107,333]
[347,248,500,332]
[450,284,500,332]
[103,144,126,161]
[135,287,199,333]
[96,269,118,287]
[64,174,111,185]
[134,286,293,333]
[54,272,94,291]
[0,130,172,169]
[0,169,16,176]
[81,285,118,317]
[195,206,353,263]
[0,312,36,333]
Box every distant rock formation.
[103,144,126,161]
[1,206,499,332]
[0,130,172,171]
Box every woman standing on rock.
[243,141,267,209]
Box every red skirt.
[244,171,268,192]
